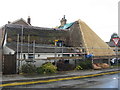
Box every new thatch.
[77,20,115,56]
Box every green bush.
[78,60,92,70]
[21,63,36,74]
[36,67,44,74]
[74,65,83,70]
[37,62,57,74]
[57,61,75,71]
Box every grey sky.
[0,0,118,42]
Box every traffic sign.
[112,38,120,46]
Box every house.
[1,16,115,74]
[106,33,120,56]
[1,17,83,74]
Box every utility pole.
[28,35,30,58]
[62,41,63,57]
[17,34,20,73]
[112,38,120,67]
[20,25,23,69]
[115,44,118,67]
[91,47,94,64]
[33,40,35,63]
[54,40,58,66]
[17,34,19,59]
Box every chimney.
[60,15,67,26]
[8,21,11,24]
[27,16,31,25]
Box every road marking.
[113,78,117,79]
[0,71,120,87]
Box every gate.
[3,54,16,74]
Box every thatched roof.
[77,20,115,56]
[1,18,116,57]
[5,24,69,45]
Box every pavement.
[1,67,120,83]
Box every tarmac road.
[9,73,119,89]
[83,73,120,88]
[1,69,120,90]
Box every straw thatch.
[78,20,115,56]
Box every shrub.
[21,63,36,74]
[37,62,57,74]
[78,60,92,70]
[36,67,45,74]
[74,65,83,70]
[57,61,75,71]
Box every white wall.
[17,59,55,69]
[3,32,7,46]
[3,46,15,54]
[17,53,63,60]
[17,52,81,68]
[2,32,16,54]
[34,60,55,67]
[2,32,15,55]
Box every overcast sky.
[0,0,119,42]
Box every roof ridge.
[9,18,31,26]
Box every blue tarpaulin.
[85,54,93,58]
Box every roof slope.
[0,28,3,46]
[9,18,30,26]
[78,20,115,56]
[5,24,69,45]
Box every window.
[63,54,69,57]
[28,54,34,59]
[23,54,26,59]
[72,54,74,57]
[38,54,40,57]
[76,54,80,56]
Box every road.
[7,73,119,89]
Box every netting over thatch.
[6,24,69,46]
